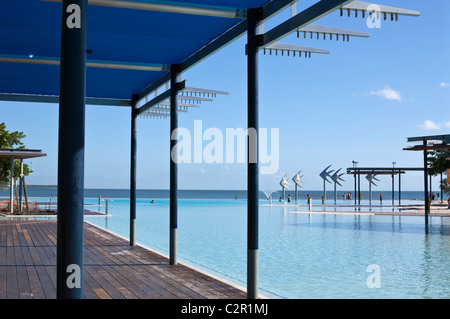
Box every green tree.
[427,150,450,197]
[441,180,450,195]
[427,150,450,176]
[0,122,31,184]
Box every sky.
[1,0,449,192]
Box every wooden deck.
[0,218,247,299]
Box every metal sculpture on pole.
[292,170,304,201]
[279,173,289,201]
[365,173,379,204]
[320,165,334,203]
[331,168,345,202]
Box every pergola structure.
[0,0,420,299]
[347,167,413,206]
[403,134,450,225]
[0,149,47,214]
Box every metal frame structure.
[403,134,450,226]
[347,167,418,206]
[0,149,47,214]
[0,0,420,299]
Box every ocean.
[0,186,438,201]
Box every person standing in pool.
[307,194,312,211]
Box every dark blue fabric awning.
[0,0,269,100]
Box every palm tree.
[440,180,450,195]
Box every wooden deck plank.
[0,223,7,299]
[0,219,247,299]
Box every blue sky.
[1,0,449,192]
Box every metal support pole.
[19,159,23,214]
[57,0,87,299]
[423,143,429,226]
[170,64,180,265]
[430,174,432,200]
[130,94,138,246]
[354,173,356,206]
[323,179,326,203]
[247,8,260,300]
[398,172,401,205]
[333,182,336,203]
[10,157,14,214]
[391,173,394,206]
[358,173,361,206]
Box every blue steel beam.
[56,0,87,299]
[138,0,296,100]
[0,54,168,71]
[261,0,354,47]
[0,93,131,106]
[42,0,247,18]
[129,95,138,246]
[247,7,259,300]
[170,64,179,266]
[136,80,185,115]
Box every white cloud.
[417,120,450,131]
[370,86,402,101]
[440,82,450,88]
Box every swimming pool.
[84,198,449,299]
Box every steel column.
[56,0,87,299]
[391,173,394,206]
[170,64,179,265]
[423,141,429,225]
[358,173,361,206]
[19,159,23,214]
[334,182,337,203]
[247,8,260,300]
[398,172,401,205]
[130,95,138,246]
[9,158,14,214]
[430,174,432,199]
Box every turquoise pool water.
[83,198,449,299]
